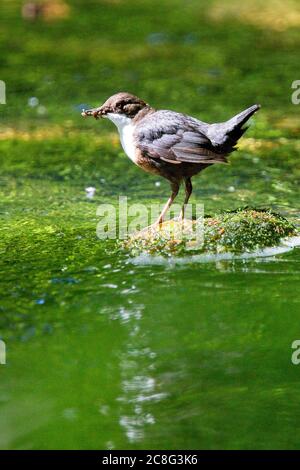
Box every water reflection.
[115,304,167,444]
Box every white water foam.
[130,236,300,266]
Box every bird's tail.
[207,104,261,153]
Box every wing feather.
[135,110,227,165]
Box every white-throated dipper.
[82,93,260,224]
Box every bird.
[82,92,260,224]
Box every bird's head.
[81,92,149,121]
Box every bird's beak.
[81,106,106,120]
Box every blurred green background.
[0,0,299,450]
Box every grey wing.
[135,110,227,165]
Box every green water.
[0,0,300,449]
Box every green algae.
[204,208,297,253]
[122,209,297,257]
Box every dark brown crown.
[100,92,148,117]
[81,92,150,119]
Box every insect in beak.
[81,106,105,119]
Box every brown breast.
[134,148,162,176]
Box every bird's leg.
[179,177,192,220]
[156,181,180,225]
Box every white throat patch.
[106,113,137,163]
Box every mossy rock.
[121,208,297,257]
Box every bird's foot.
[171,215,188,223]
[134,217,168,236]
[139,221,163,234]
